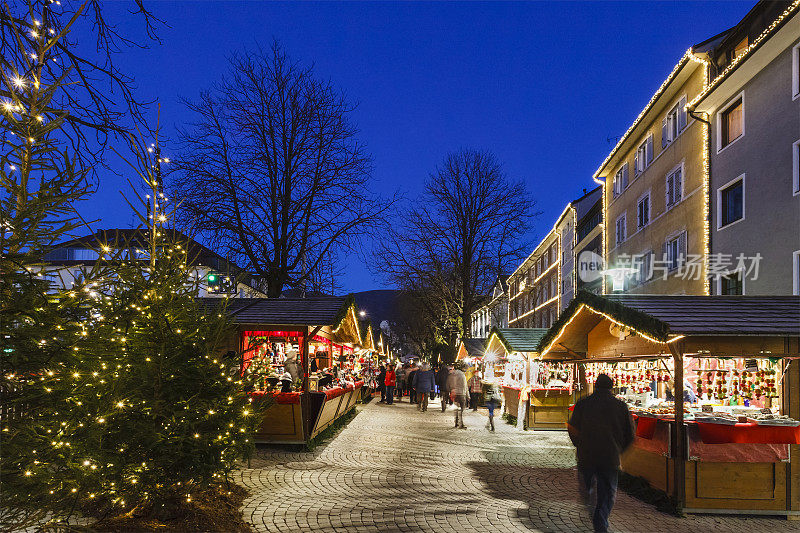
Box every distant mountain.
[351,289,402,329]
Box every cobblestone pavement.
[236,397,799,533]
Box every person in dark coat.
[436,365,451,412]
[377,365,387,403]
[568,373,634,533]
[412,363,436,412]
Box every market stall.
[201,296,366,444]
[541,291,800,516]
[486,327,574,430]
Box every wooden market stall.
[456,338,487,363]
[486,327,575,430]
[201,296,366,444]
[540,291,800,517]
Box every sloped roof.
[198,296,350,327]
[459,338,487,358]
[605,294,800,337]
[490,327,549,354]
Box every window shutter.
[678,97,687,131]
[666,173,674,206]
[676,168,683,202]
[623,163,629,188]
[662,118,668,147]
[634,153,639,176]
[679,231,687,257]
[646,136,654,164]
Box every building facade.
[470,275,509,337]
[558,187,603,305]
[42,229,267,298]
[689,1,800,295]
[596,49,710,295]
[574,188,604,295]
[508,231,560,329]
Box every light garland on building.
[688,0,800,108]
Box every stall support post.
[301,326,311,439]
[669,343,686,507]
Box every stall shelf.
[541,291,800,517]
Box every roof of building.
[198,296,352,327]
[490,327,549,354]
[45,228,253,277]
[459,337,487,358]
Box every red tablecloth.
[694,421,800,444]
[635,416,658,439]
[250,391,301,404]
[323,387,348,400]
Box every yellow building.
[507,229,560,328]
[595,49,712,295]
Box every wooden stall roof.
[197,295,362,344]
[359,319,376,352]
[539,291,800,358]
[489,327,548,354]
[457,338,487,360]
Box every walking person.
[384,366,396,405]
[377,365,387,403]
[485,382,502,431]
[412,363,436,412]
[468,371,482,411]
[437,364,451,412]
[568,373,635,533]
[407,364,418,404]
[395,364,405,402]
[446,363,468,428]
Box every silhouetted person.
[568,373,634,533]
[377,365,387,403]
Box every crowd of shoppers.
[375,360,500,432]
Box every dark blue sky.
[80,1,752,292]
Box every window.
[717,175,744,228]
[662,96,688,148]
[794,139,800,195]
[731,37,748,61]
[794,250,800,295]
[634,135,654,176]
[794,43,800,99]
[666,165,683,208]
[665,232,686,271]
[612,163,629,198]
[720,271,743,295]
[637,193,650,229]
[718,94,744,151]
[634,251,653,284]
[615,213,627,246]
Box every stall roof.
[539,291,800,356]
[605,294,800,336]
[198,296,353,327]
[458,338,487,359]
[489,327,549,354]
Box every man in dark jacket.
[412,363,436,412]
[568,373,634,533]
[377,365,387,403]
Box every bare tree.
[378,148,539,339]
[1,0,164,183]
[170,41,387,297]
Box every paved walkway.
[236,397,799,532]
